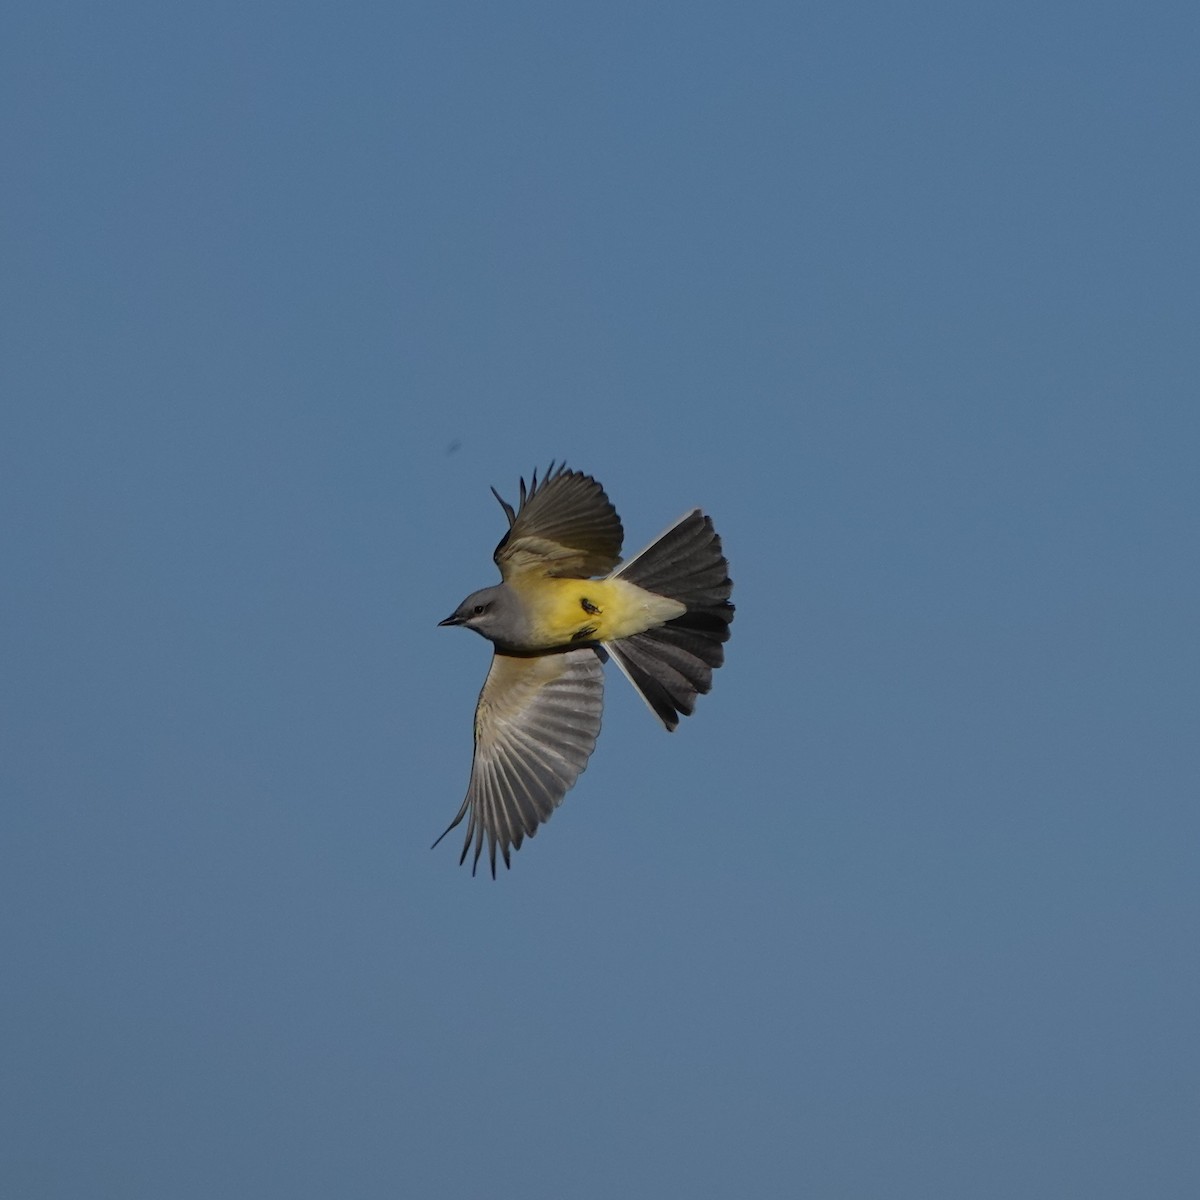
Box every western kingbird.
[434,463,734,876]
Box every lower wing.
[434,647,605,876]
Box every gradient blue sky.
[3,3,1198,1197]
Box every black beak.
[438,614,463,627]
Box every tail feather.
[605,510,734,730]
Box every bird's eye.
[473,604,487,615]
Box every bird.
[435,463,734,876]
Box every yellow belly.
[522,577,686,649]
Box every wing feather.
[433,648,605,876]
[492,463,623,581]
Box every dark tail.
[605,509,734,731]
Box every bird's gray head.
[438,584,529,649]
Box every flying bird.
[435,464,734,875]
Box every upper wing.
[492,463,623,581]
[434,647,605,876]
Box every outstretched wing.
[492,463,623,581]
[434,647,605,876]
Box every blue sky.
[2,3,1198,1197]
